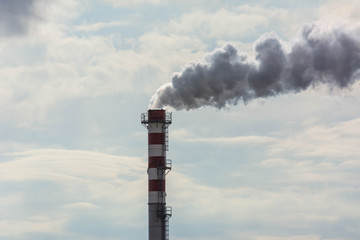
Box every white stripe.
[148,191,166,204]
[148,127,164,133]
[148,168,165,180]
[148,145,165,157]
[148,123,164,133]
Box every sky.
[0,0,360,239]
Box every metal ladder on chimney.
[156,158,172,240]
[164,217,170,240]
[161,206,172,240]
[164,125,169,151]
[156,159,172,201]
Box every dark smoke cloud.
[150,23,360,110]
[0,0,43,36]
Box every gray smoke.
[0,0,43,36]
[150,23,360,110]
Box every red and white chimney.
[141,109,172,240]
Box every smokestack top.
[148,109,166,121]
[142,109,172,126]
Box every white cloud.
[1,149,143,182]
[0,148,146,237]
[166,9,267,40]
[172,129,277,144]
[0,10,208,127]
[0,219,64,237]
[0,34,146,126]
[270,117,360,159]
[259,157,289,166]
[0,194,23,208]
[1,116,359,238]
[137,32,207,78]
[100,0,164,6]
[162,5,315,45]
[166,113,360,239]
[318,0,360,22]
[242,234,351,240]
[41,0,82,23]
[64,202,101,209]
[74,21,131,32]
[168,170,359,238]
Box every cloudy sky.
[1,0,360,239]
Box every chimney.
[141,109,172,240]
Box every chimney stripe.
[149,179,165,192]
[148,133,165,144]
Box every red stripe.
[149,180,165,191]
[148,110,165,121]
[148,133,165,144]
[148,156,165,168]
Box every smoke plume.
[150,23,360,110]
